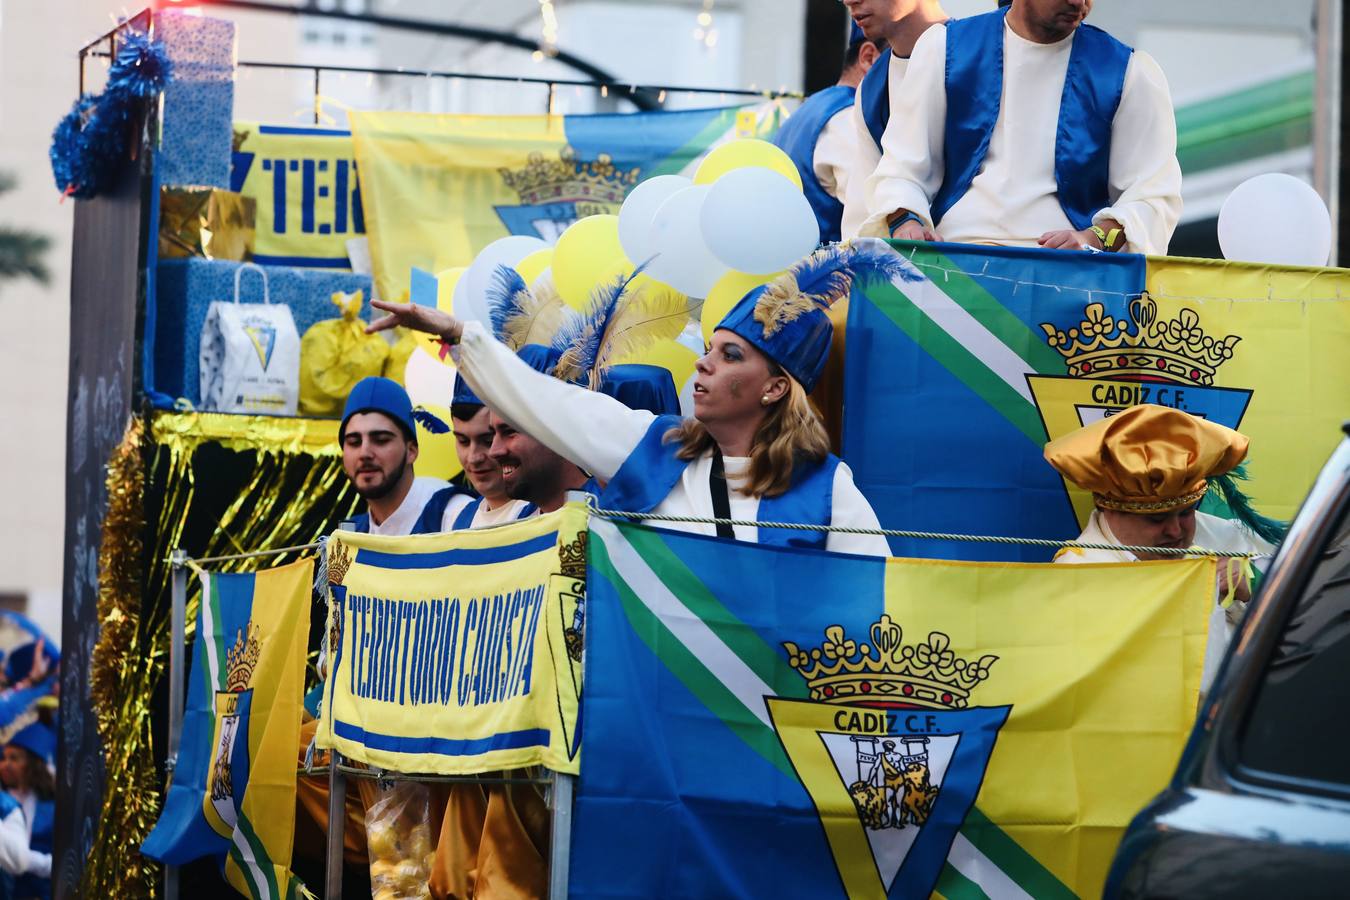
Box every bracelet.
[888,211,926,237]
[1089,224,1123,251]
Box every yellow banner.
[316,504,586,774]
[232,122,362,269]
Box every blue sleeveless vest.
[774,84,857,243]
[13,797,52,899]
[350,512,371,533]
[445,495,539,531]
[932,8,1132,230]
[858,48,892,150]
[598,416,839,550]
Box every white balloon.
[461,235,550,325]
[701,168,820,274]
[619,175,691,265]
[1218,173,1332,267]
[645,185,729,298]
[678,371,697,418]
[404,345,457,406]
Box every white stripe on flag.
[948,833,1035,900]
[592,518,774,728]
[889,257,1036,404]
[199,571,222,692]
[231,828,275,900]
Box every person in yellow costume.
[1043,404,1283,693]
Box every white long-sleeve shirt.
[861,21,1182,254]
[0,793,48,880]
[814,106,857,205]
[366,475,454,535]
[842,54,911,240]
[1055,510,1276,693]
[452,322,892,557]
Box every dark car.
[1105,427,1350,898]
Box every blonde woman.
[370,241,911,556]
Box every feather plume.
[753,239,918,336]
[485,265,532,340]
[502,283,570,351]
[411,407,450,434]
[552,265,691,388]
[1206,461,1288,544]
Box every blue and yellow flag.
[843,242,1350,559]
[574,519,1213,898]
[316,505,586,774]
[347,103,782,302]
[142,559,312,899]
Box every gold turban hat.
[1043,404,1249,514]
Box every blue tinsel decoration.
[48,28,173,199]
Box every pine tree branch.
[0,230,52,284]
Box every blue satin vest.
[773,84,856,243]
[444,495,538,532]
[858,48,892,150]
[931,8,1132,230]
[598,416,839,550]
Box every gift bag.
[298,289,389,416]
[199,263,300,415]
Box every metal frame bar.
[164,550,189,900]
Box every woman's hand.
[368,298,464,344]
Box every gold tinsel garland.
[81,410,360,896]
[83,415,160,898]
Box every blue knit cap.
[341,376,417,440]
[9,721,54,767]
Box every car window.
[1237,500,1350,791]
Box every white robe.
[1054,510,1276,693]
[860,20,1182,254]
[841,54,911,240]
[452,322,892,557]
[436,496,537,532]
[365,475,453,536]
[813,105,857,206]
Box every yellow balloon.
[553,215,631,311]
[693,139,803,190]
[413,402,463,481]
[515,249,553,286]
[414,267,465,362]
[614,340,698,391]
[701,269,781,344]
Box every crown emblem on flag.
[224,624,261,693]
[498,146,640,207]
[1040,295,1240,386]
[327,539,352,586]
[783,615,997,710]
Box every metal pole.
[547,772,575,899]
[324,521,354,898]
[1314,0,1343,265]
[164,549,189,900]
[313,67,322,125]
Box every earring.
[760,395,771,405]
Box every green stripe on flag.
[960,807,1077,900]
[619,525,808,699]
[936,862,992,900]
[232,813,282,900]
[861,280,1047,445]
[643,108,743,179]
[917,249,1067,376]
[589,532,798,777]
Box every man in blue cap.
[774,22,884,243]
[840,0,951,238]
[339,376,464,534]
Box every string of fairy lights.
[534,0,720,57]
[693,0,719,49]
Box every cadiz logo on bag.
[203,624,261,838]
[766,616,1008,898]
[495,146,639,241]
[1027,295,1253,524]
[241,319,278,371]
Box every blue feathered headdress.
[716,238,917,391]
[550,263,690,389]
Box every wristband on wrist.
[888,211,926,237]
[1089,224,1123,251]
